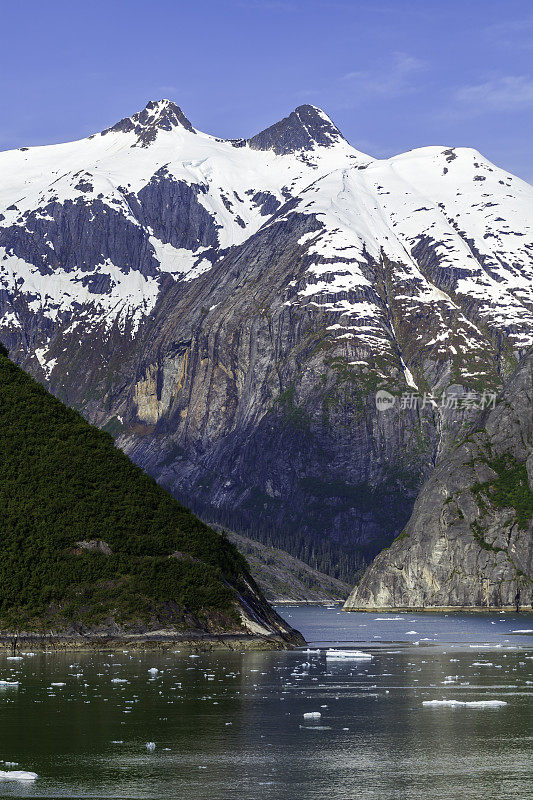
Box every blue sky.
[2,0,532,181]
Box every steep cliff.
[1,100,532,580]
[344,351,533,610]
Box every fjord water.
[0,610,531,800]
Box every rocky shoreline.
[0,629,305,653]
[344,606,532,613]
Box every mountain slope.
[1,99,532,580]
[0,345,301,645]
[344,351,533,610]
[225,532,350,603]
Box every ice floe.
[0,770,38,781]
[423,699,507,708]
[326,649,373,661]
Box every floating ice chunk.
[303,712,321,720]
[50,682,66,687]
[145,742,156,751]
[326,649,372,661]
[6,657,22,661]
[111,678,128,683]
[148,668,159,675]
[299,725,332,730]
[423,699,507,708]
[0,771,38,781]
[374,617,403,621]
[512,630,533,633]
[189,655,200,659]
[405,631,418,635]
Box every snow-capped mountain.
[0,100,361,335]
[1,99,532,579]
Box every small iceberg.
[299,725,332,731]
[303,712,321,720]
[423,699,507,708]
[0,770,38,781]
[146,741,156,751]
[148,667,159,675]
[326,649,372,661]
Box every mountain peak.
[248,104,345,155]
[102,99,196,146]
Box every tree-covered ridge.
[0,346,251,631]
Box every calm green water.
[0,609,531,799]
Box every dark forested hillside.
[0,345,297,643]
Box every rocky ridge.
[344,350,533,610]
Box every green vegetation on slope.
[0,347,249,631]
[473,454,533,530]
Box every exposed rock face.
[75,539,113,555]
[102,99,196,144]
[1,99,532,581]
[344,351,533,610]
[248,104,345,154]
